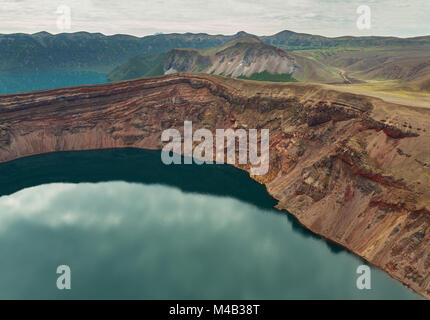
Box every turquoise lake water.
[0,149,420,299]
[0,71,107,95]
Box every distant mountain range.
[1,30,429,74]
[260,30,430,50]
[0,31,239,73]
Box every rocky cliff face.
[1,73,430,298]
[205,36,297,77]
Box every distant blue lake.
[0,71,107,95]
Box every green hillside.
[108,53,166,81]
[238,71,297,82]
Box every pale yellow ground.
[323,80,430,109]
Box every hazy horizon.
[1,29,429,39]
[0,0,428,38]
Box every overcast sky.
[0,0,428,38]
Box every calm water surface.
[0,71,107,95]
[0,149,420,299]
